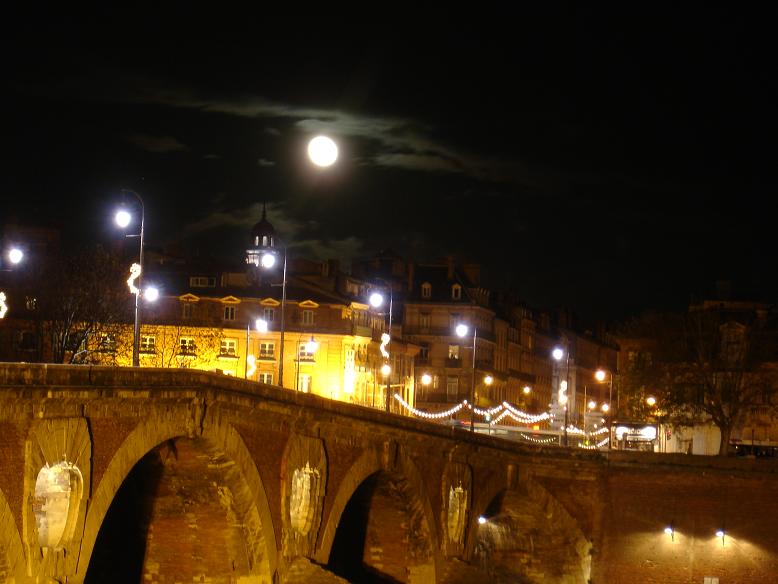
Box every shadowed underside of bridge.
[2,365,778,584]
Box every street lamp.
[368,286,394,413]
[595,368,615,451]
[553,346,570,446]
[295,334,319,392]
[249,246,288,388]
[455,322,477,433]
[114,189,146,367]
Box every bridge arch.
[0,488,24,582]
[469,477,591,584]
[315,442,439,583]
[76,408,277,583]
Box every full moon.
[307,135,338,167]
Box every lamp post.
[115,189,145,367]
[456,322,476,433]
[253,247,288,388]
[369,287,393,412]
[295,334,318,392]
[553,346,570,446]
[596,368,614,451]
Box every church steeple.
[246,202,276,266]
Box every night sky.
[4,7,776,322]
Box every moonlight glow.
[307,135,338,167]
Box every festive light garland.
[393,394,465,419]
[0,292,7,319]
[379,332,390,359]
[502,402,551,423]
[127,263,141,295]
[516,432,558,445]
[472,404,505,416]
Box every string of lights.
[392,394,465,419]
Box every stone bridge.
[0,364,777,584]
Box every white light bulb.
[115,210,131,228]
[260,253,276,269]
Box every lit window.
[452,284,462,300]
[259,342,275,358]
[448,345,460,359]
[224,306,236,321]
[298,342,315,360]
[140,335,156,353]
[25,296,37,311]
[180,337,196,355]
[421,282,432,298]
[259,372,274,384]
[220,339,237,356]
[99,333,116,353]
[302,309,314,326]
[299,374,312,393]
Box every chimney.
[446,256,455,279]
[463,263,481,286]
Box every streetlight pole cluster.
[114,189,159,367]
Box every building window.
[25,296,37,311]
[180,337,196,355]
[182,303,193,319]
[420,313,430,330]
[263,307,275,323]
[302,309,314,326]
[259,372,274,384]
[421,282,432,298]
[299,374,312,393]
[298,342,315,360]
[220,339,237,356]
[189,276,216,288]
[446,376,459,402]
[223,305,236,321]
[448,345,460,359]
[98,333,116,353]
[419,344,430,360]
[259,342,275,358]
[451,284,462,300]
[140,335,156,353]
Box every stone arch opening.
[84,434,273,584]
[327,470,435,583]
[471,482,591,584]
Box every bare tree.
[618,308,778,455]
[29,246,133,364]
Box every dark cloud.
[125,132,188,153]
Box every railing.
[445,357,462,368]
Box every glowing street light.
[588,400,597,410]
[601,403,610,413]
[421,373,432,386]
[553,346,570,446]
[523,385,531,395]
[646,396,657,407]
[477,516,487,525]
[456,323,477,433]
[307,135,339,167]
[256,318,268,334]
[114,189,146,367]
[484,374,493,386]
[368,283,394,412]
[143,286,159,302]
[595,368,606,382]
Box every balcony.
[445,357,462,368]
